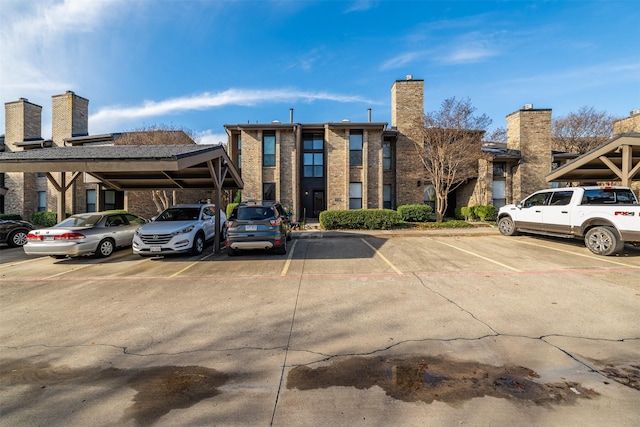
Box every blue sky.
[1,0,639,144]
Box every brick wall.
[391,77,426,206]
[613,112,640,134]
[507,108,552,201]
[326,126,349,210]
[3,99,42,218]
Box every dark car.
[225,201,292,256]
[0,219,34,247]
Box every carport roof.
[0,144,243,190]
[546,133,640,185]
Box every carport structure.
[0,144,243,251]
[546,133,640,185]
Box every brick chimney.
[4,98,42,151]
[506,105,553,200]
[52,91,89,147]
[391,75,426,206]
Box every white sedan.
[24,212,147,258]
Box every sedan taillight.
[55,232,86,240]
[26,232,42,241]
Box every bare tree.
[115,124,198,212]
[485,127,506,143]
[416,97,492,222]
[552,106,620,154]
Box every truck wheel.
[585,226,624,256]
[191,233,205,255]
[498,216,518,236]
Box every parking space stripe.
[361,238,403,275]
[427,237,522,272]
[515,239,640,269]
[280,240,298,276]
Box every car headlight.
[172,225,195,236]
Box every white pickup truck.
[497,186,640,256]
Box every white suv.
[132,204,226,256]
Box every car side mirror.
[515,201,523,209]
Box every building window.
[493,162,506,177]
[492,181,506,209]
[349,130,363,166]
[263,182,276,201]
[86,189,96,212]
[263,131,276,167]
[382,142,391,170]
[236,134,242,171]
[303,133,324,178]
[37,191,47,212]
[349,182,362,209]
[104,190,117,211]
[383,184,392,209]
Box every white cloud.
[90,88,377,130]
[0,0,125,102]
[380,51,428,70]
[195,130,228,145]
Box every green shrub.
[454,207,464,220]
[29,211,58,227]
[232,191,242,204]
[397,204,433,222]
[226,202,239,219]
[320,209,400,230]
[474,205,497,221]
[460,206,475,221]
[0,213,23,220]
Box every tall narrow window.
[86,189,96,212]
[263,131,276,167]
[383,184,392,209]
[349,130,363,166]
[349,182,362,209]
[263,183,276,201]
[382,142,391,170]
[236,134,242,171]
[37,191,47,212]
[104,190,116,211]
[303,133,324,177]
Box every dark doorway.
[313,190,325,217]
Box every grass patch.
[395,219,476,229]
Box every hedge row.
[319,209,400,230]
[0,213,23,221]
[29,211,59,227]
[397,204,433,222]
[457,205,497,221]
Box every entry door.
[313,191,325,217]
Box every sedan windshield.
[57,215,103,227]
[156,208,201,221]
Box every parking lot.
[1,229,639,426]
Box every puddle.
[0,359,228,426]
[287,356,599,405]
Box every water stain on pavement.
[287,356,599,406]
[0,359,228,426]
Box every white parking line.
[361,238,403,275]
[427,237,522,272]
[515,239,640,269]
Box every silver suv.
[225,201,292,256]
[132,204,226,256]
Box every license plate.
[44,236,54,241]
[245,225,257,231]
[150,246,161,252]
